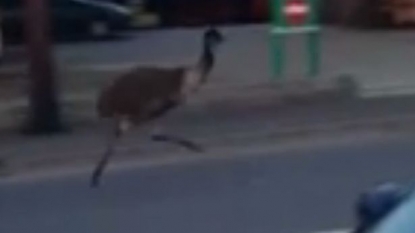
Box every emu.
[90,28,224,187]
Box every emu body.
[91,28,224,187]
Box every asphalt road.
[1,133,415,233]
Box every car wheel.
[89,20,111,38]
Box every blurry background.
[2,1,415,233]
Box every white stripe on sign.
[284,4,310,14]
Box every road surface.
[1,133,415,233]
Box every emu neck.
[181,43,214,96]
[196,42,215,83]
[180,40,215,97]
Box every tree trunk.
[22,0,64,134]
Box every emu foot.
[151,134,204,152]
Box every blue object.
[355,182,412,233]
[369,183,415,233]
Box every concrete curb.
[0,79,356,131]
[3,61,415,94]
[3,62,415,98]
[0,80,334,113]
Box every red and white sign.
[283,0,310,26]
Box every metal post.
[270,31,286,79]
[22,0,64,134]
[270,0,286,81]
[270,0,322,81]
[307,31,320,78]
[306,0,321,78]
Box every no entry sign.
[271,0,318,33]
[283,0,310,26]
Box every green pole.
[306,0,321,78]
[270,0,287,81]
[307,31,320,78]
[271,31,286,79]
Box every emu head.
[203,27,224,51]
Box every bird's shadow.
[151,134,205,153]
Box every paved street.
[1,132,415,233]
[2,91,415,175]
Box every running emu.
[91,28,225,187]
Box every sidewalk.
[4,25,415,98]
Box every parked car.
[357,182,415,233]
[144,0,253,26]
[1,0,133,42]
[353,182,413,233]
[312,182,415,233]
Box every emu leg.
[148,111,204,152]
[151,134,204,152]
[90,119,125,188]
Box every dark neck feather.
[197,40,215,82]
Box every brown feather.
[97,67,185,122]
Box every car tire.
[88,20,111,38]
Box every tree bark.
[22,0,64,134]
